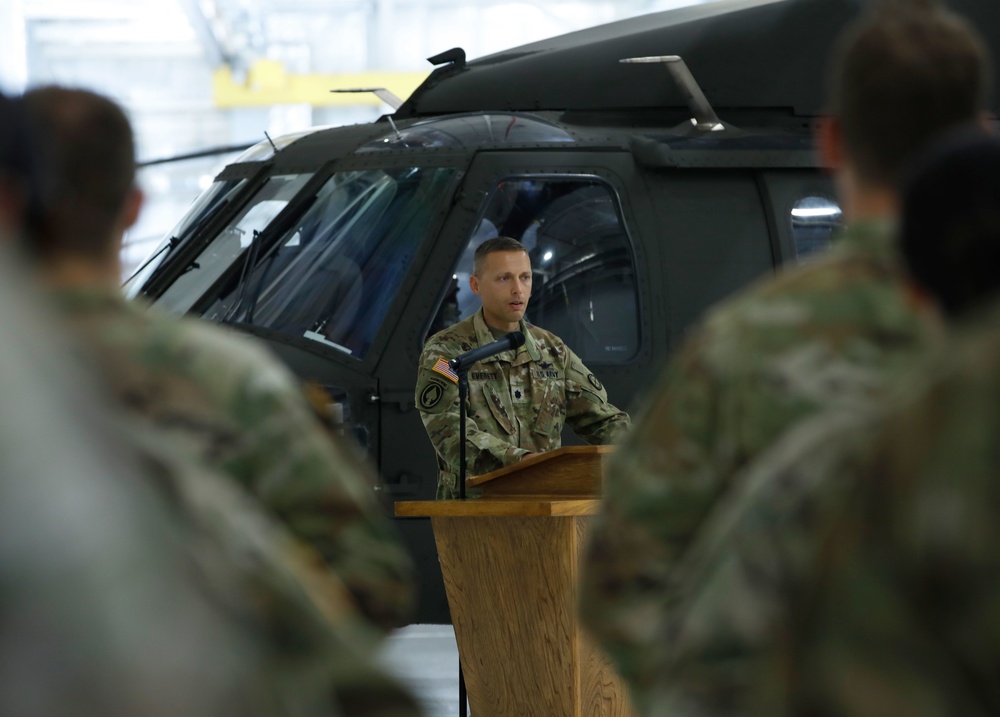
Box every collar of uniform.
[471,309,540,365]
[48,282,139,316]
[832,217,899,267]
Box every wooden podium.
[396,446,635,717]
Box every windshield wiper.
[221,228,264,324]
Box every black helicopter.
[127,0,1000,623]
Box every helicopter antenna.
[386,115,403,140]
[330,87,403,110]
[619,55,724,132]
[263,131,280,153]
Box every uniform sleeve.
[563,349,631,444]
[415,343,529,496]
[224,346,416,633]
[579,327,725,703]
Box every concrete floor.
[377,624,464,717]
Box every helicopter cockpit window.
[429,177,640,364]
[153,173,312,315]
[356,113,576,153]
[791,195,842,261]
[202,166,456,358]
[124,177,249,299]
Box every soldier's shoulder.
[421,316,477,356]
[702,248,909,340]
[524,322,569,351]
[143,309,300,396]
[742,242,907,311]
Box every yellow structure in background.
[213,59,428,108]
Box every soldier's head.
[21,85,142,278]
[820,0,992,214]
[470,236,532,331]
[900,128,1000,321]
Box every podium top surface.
[466,445,613,488]
[464,445,613,499]
[395,499,601,517]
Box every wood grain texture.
[394,499,601,518]
[468,445,614,498]
[431,513,636,717]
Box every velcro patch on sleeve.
[431,357,459,384]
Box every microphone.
[449,331,525,372]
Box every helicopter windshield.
[153,173,313,315]
[201,165,457,358]
[123,177,249,298]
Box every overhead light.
[543,250,554,262]
[792,207,841,218]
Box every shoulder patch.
[587,374,603,391]
[419,381,447,410]
[431,357,459,384]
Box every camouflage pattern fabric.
[775,309,1000,717]
[648,299,1000,717]
[134,425,424,717]
[0,250,257,717]
[50,284,415,632]
[416,308,630,499]
[579,221,935,711]
[636,406,881,717]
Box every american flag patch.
[432,357,459,384]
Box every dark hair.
[21,86,136,260]
[827,0,992,187]
[472,236,527,275]
[0,92,42,231]
[901,128,1000,319]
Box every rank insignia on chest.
[512,388,529,404]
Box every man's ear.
[469,273,481,297]
[817,116,844,170]
[121,186,144,231]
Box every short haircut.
[472,236,528,276]
[901,128,1000,319]
[22,86,136,260]
[827,0,992,187]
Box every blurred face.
[470,250,532,331]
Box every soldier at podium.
[416,236,630,499]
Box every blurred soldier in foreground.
[579,1,992,710]
[3,87,424,717]
[0,87,258,717]
[644,129,1000,717]
[416,236,630,499]
[21,85,414,631]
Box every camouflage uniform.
[416,308,630,499]
[648,300,1000,717]
[0,252,256,717]
[50,284,415,632]
[136,425,424,717]
[776,310,1000,717]
[579,221,934,710]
